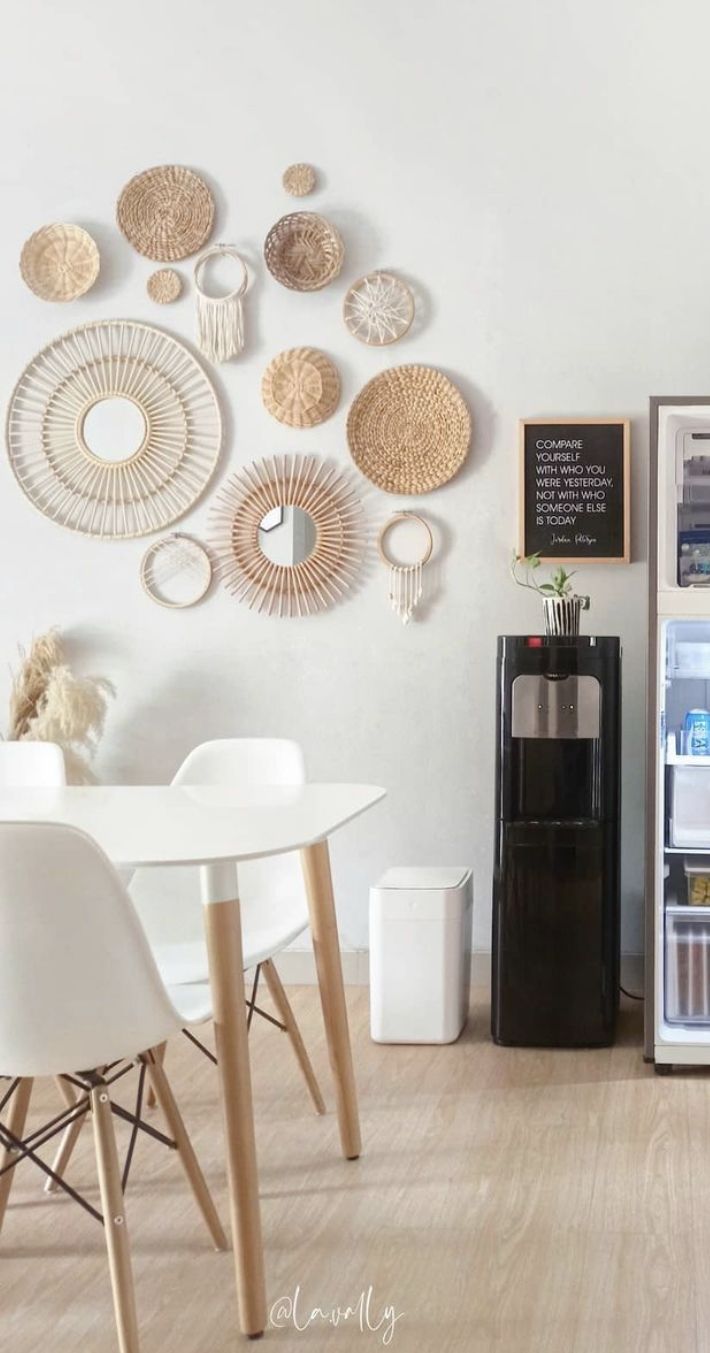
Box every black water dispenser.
[491,636,621,1047]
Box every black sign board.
[519,419,630,563]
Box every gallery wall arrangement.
[8,158,479,619]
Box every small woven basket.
[263,212,343,291]
[20,223,100,301]
[346,364,471,495]
[116,165,215,261]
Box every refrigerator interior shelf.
[666,904,710,916]
[666,749,710,766]
[666,846,710,855]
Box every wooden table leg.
[201,865,266,1339]
[300,839,362,1160]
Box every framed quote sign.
[519,418,630,563]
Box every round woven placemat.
[20,223,99,301]
[282,162,316,197]
[262,347,340,427]
[263,212,343,291]
[147,268,182,303]
[116,165,215,261]
[346,365,471,494]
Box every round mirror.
[81,396,147,463]
[258,506,317,565]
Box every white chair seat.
[151,896,309,987]
[167,982,215,1026]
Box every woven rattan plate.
[116,165,215,261]
[20,224,100,301]
[346,365,471,494]
[263,212,343,291]
[147,268,182,303]
[262,347,340,427]
[282,162,316,197]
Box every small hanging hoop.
[377,512,433,568]
[140,533,213,609]
[193,244,249,363]
[193,244,249,303]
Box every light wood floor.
[1,988,707,1352]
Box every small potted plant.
[511,552,590,636]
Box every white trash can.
[369,866,473,1044]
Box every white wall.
[6,0,710,956]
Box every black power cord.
[620,984,644,1001]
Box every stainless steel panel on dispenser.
[511,674,601,740]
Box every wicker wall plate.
[261,348,340,428]
[116,165,215,261]
[147,268,182,303]
[209,455,364,617]
[140,533,212,608]
[343,271,415,346]
[6,320,222,539]
[20,224,100,302]
[263,212,343,291]
[282,163,316,197]
[347,365,471,495]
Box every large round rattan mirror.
[6,320,222,538]
[209,454,364,616]
[80,396,148,463]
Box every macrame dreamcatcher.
[194,244,249,362]
[377,512,433,625]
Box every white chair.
[0,738,76,1194]
[129,739,325,1115]
[0,821,226,1353]
[0,739,66,787]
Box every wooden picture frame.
[518,417,630,564]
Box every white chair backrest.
[0,822,179,1078]
[129,739,309,951]
[0,740,66,787]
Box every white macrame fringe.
[389,561,423,625]
[196,292,245,363]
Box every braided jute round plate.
[116,165,215,261]
[262,347,340,427]
[346,365,471,495]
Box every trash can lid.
[374,866,471,891]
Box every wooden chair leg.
[261,959,326,1115]
[144,1041,166,1111]
[143,1049,227,1252]
[0,1078,33,1236]
[45,1077,86,1195]
[91,1085,140,1353]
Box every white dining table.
[0,781,385,1339]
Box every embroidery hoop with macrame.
[193,244,249,362]
[378,512,433,624]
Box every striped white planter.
[542,594,590,637]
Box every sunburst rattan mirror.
[208,454,364,617]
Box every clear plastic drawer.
[666,908,710,1023]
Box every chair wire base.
[0,1059,178,1225]
[181,962,287,1067]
